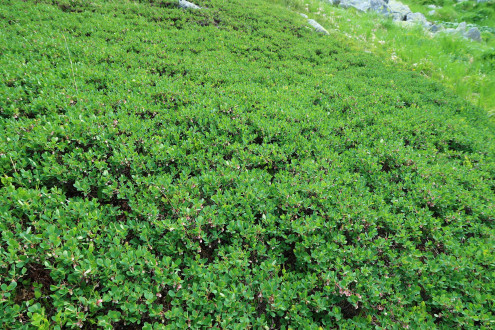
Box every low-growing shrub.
[0,0,494,328]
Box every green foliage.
[402,0,495,28]
[0,0,494,328]
[286,0,495,115]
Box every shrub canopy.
[0,0,494,328]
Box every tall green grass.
[274,0,495,116]
[401,0,495,29]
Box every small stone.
[178,0,201,9]
[307,19,329,35]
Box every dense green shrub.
[0,0,494,328]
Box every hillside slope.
[0,0,494,328]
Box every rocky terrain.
[323,0,483,40]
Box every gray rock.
[370,0,389,14]
[389,12,405,21]
[406,12,428,24]
[429,24,444,33]
[300,13,308,18]
[339,0,371,12]
[326,0,341,5]
[406,12,431,27]
[339,0,389,13]
[464,27,481,41]
[456,22,467,33]
[325,0,486,40]
[477,0,489,2]
[178,0,201,9]
[387,0,412,21]
[428,10,436,15]
[307,19,329,35]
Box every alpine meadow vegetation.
[277,0,495,116]
[0,0,494,328]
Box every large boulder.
[387,0,412,21]
[370,0,389,14]
[339,0,389,14]
[406,12,430,27]
[339,0,373,12]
